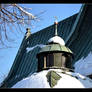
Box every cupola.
[37,17,74,71]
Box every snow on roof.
[12,69,92,88]
[26,36,65,53]
[74,52,92,76]
[12,70,50,88]
[48,36,65,46]
[26,44,46,53]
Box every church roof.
[1,4,92,88]
[2,13,77,87]
[66,4,92,63]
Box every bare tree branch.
[0,4,43,49]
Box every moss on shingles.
[46,71,61,88]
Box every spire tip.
[54,16,58,25]
[54,16,58,36]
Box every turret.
[37,17,74,71]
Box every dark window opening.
[38,55,44,71]
[37,52,73,71]
[46,54,54,67]
[61,53,72,68]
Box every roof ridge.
[65,4,86,44]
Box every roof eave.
[65,4,88,46]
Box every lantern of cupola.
[37,17,74,71]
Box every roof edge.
[0,36,28,87]
[65,4,87,45]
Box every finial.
[54,16,58,36]
[26,28,31,39]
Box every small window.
[61,53,72,68]
[46,54,54,67]
[38,55,44,71]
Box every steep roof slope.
[66,4,92,64]
[1,13,77,88]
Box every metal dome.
[48,35,65,46]
[39,43,73,54]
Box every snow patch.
[26,44,46,53]
[15,75,20,79]
[12,69,92,88]
[12,70,50,88]
[54,73,84,88]
[74,52,92,76]
[48,36,65,45]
